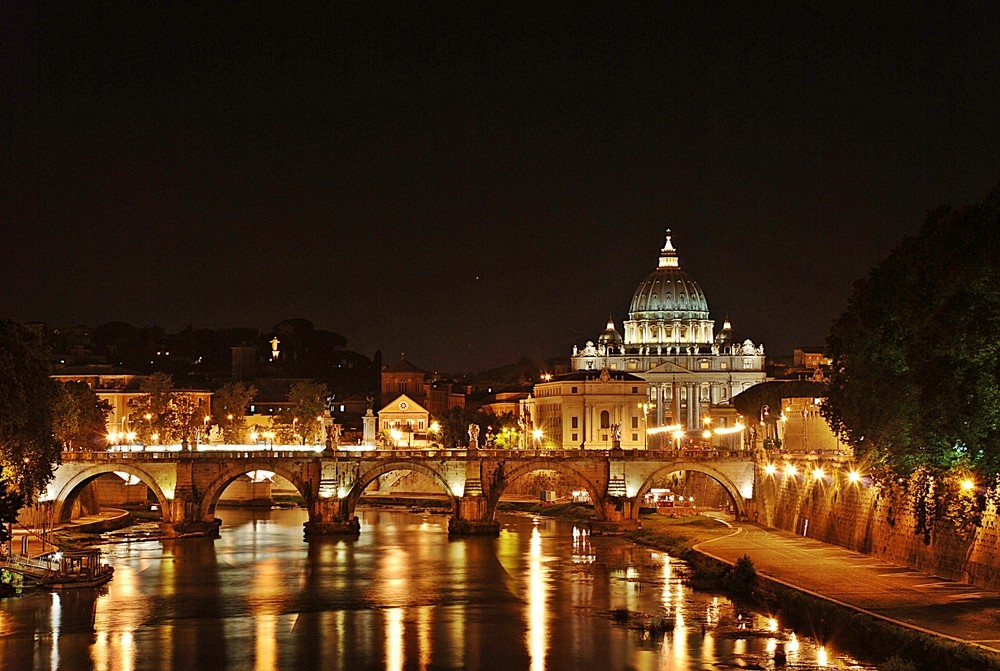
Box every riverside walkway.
[695,522,1000,655]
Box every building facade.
[526,231,766,449]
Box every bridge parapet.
[50,447,762,539]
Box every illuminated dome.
[598,317,623,347]
[623,231,715,347]
[628,232,709,320]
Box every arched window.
[600,410,610,429]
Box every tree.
[435,407,520,448]
[53,381,112,451]
[287,380,329,444]
[129,372,175,443]
[823,185,1000,478]
[0,321,62,502]
[212,382,257,444]
[171,393,205,447]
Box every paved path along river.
[695,522,1000,654]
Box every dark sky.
[4,3,999,372]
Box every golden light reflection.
[733,638,746,654]
[767,617,779,633]
[817,645,829,667]
[386,607,404,671]
[92,631,108,669]
[662,558,672,610]
[120,630,135,671]
[528,526,547,671]
[766,638,777,654]
[417,605,432,671]
[255,613,276,671]
[50,592,60,671]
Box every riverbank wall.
[755,470,1000,591]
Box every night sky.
[5,3,1000,372]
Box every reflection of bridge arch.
[491,460,607,520]
[199,462,315,521]
[53,464,172,523]
[345,460,459,518]
[633,462,747,520]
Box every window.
[721,362,728,369]
[572,433,578,441]
[632,433,638,442]
[571,386,578,394]
[631,416,638,429]
[631,386,638,394]
[743,359,754,369]
[699,359,710,370]
[571,417,579,429]
[418,420,425,429]
[600,410,610,428]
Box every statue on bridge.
[468,423,480,450]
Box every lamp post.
[532,428,544,450]
[637,402,651,449]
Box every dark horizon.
[5,4,999,372]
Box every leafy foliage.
[211,382,257,443]
[53,381,112,450]
[435,407,520,448]
[286,380,329,444]
[0,321,62,501]
[823,186,1000,478]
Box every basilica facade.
[525,232,766,449]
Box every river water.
[1,508,877,671]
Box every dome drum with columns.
[569,230,766,434]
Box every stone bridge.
[45,448,760,538]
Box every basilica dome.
[628,233,710,321]
[623,231,715,347]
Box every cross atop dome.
[658,229,680,268]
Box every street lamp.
[637,402,651,449]
[390,428,402,448]
[672,429,684,451]
[532,428,544,450]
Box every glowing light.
[528,526,547,671]
[672,430,684,440]
[812,468,825,480]
[532,428,544,440]
[817,645,828,666]
[712,423,745,435]
[767,617,778,633]
[765,464,777,476]
[784,464,798,477]
[848,470,862,483]
[702,430,712,439]
[646,424,683,435]
[961,479,976,492]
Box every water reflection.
[0,508,879,670]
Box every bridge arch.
[633,461,748,521]
[199,462,317,521]
[489,460,608,520]
[344,460,460,519]
[53,463,172,523]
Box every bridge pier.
[448,496,499,536]
[303,497,361,538]
[589,496,642,534]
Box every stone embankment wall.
[756,470,1000,591]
